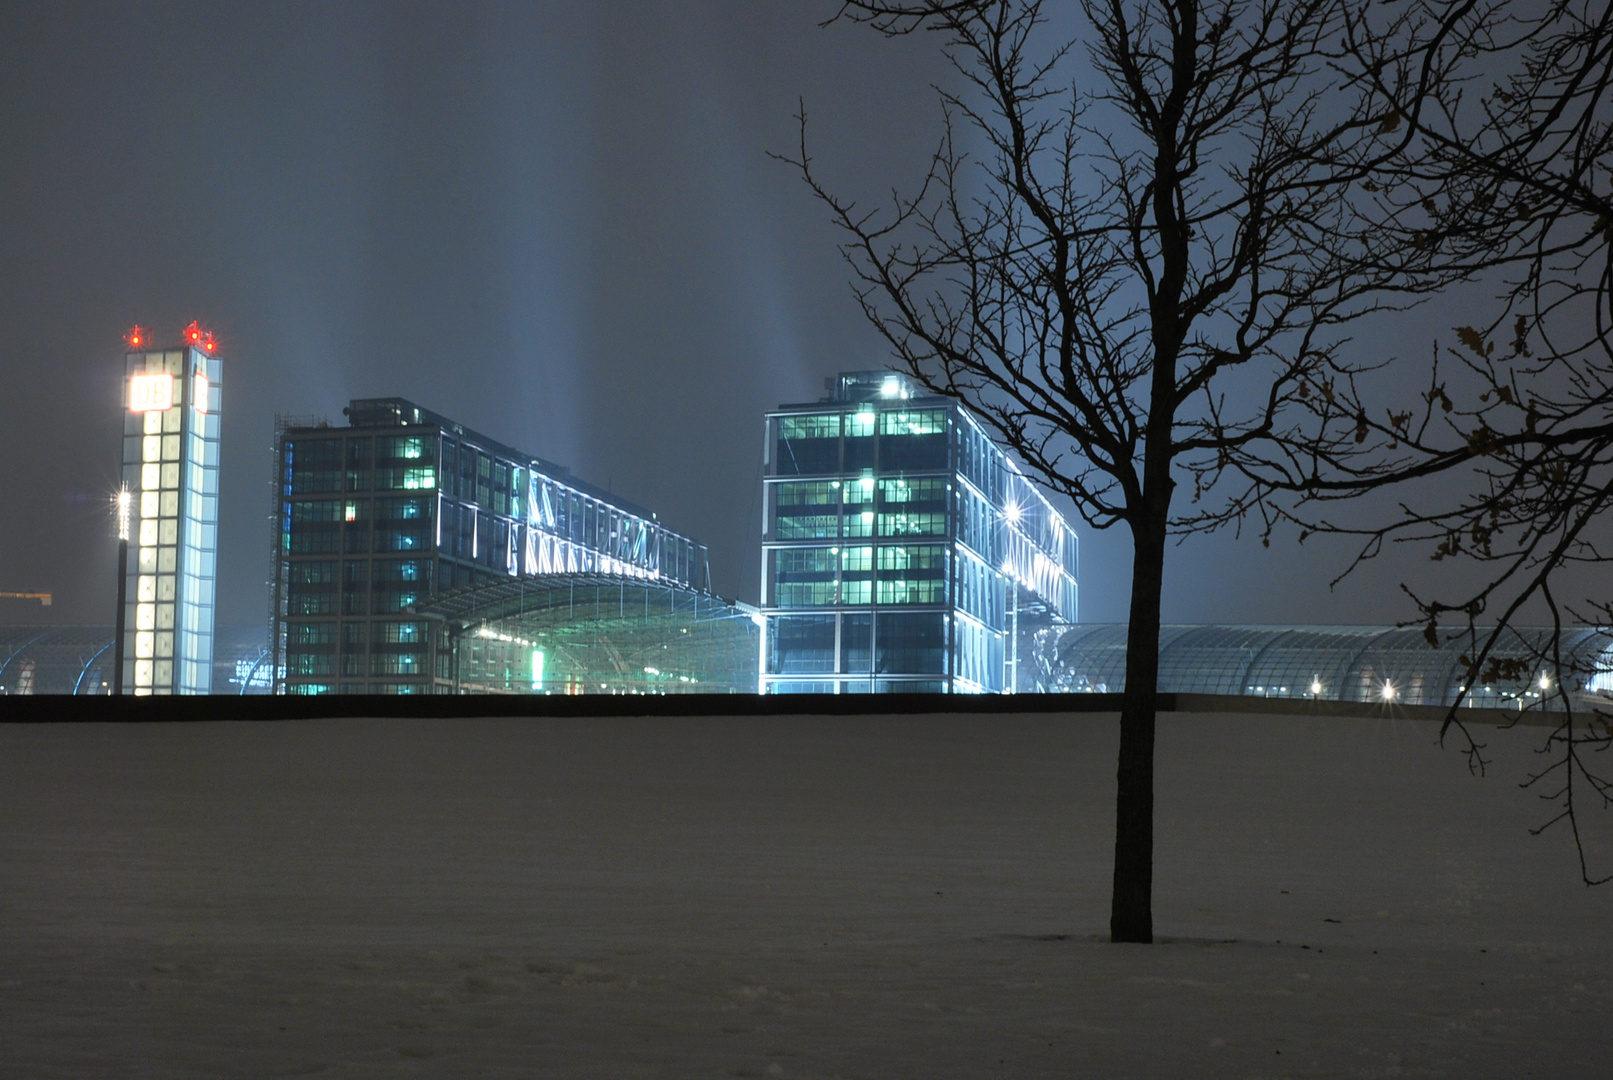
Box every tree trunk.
[1111,507,1168,943]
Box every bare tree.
[782,0,1478,941]
[1272,0,1613,883]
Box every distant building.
[117,328,222,694]
[271,398,708,694]
[760,371,1079,693]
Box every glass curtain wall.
[761,372,1078,694]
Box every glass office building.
[272,398,708,694]
[761,371,1079,693]
[117,335,222,695]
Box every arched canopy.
[417,573,760,695]
[1055,624,1613,709]
[0,626,117,695]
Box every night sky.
[1,1,1469,631]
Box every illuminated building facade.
[761,371,1078,693]
[116,325,222,695]
[272,398,708,694]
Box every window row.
[767,612,949,676]
[773,408,950,475]
[286,651,430,676]
[773,512,948,540]
[287,620,427,646]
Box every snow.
[0,711,1606,1078]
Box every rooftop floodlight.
[1310,678,1323,696]
[880,375,902,398]
[1381,681,1397,702]
[1005,501,1023,524]
[1539,672,1551,690]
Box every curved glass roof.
[0,625,271,696]
[417,573,761,695]
[0,625,118,695]
[1056,624,1613,709]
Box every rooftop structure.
[272,398,709,694]
[760,371,1079,693]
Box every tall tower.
[117,324,222,695]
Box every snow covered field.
[0,711,1606,1078]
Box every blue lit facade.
[118,344,222,695]
[272,398,708,695]
[761,372,1078,693]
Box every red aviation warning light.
[180,321,217,353]
[124,325,148,350]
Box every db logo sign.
[129,373,174,413]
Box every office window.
[774,481,841,540]
[378,435,434,461]
[876,544,948,604]
[289,653,335,676]
[876,612,947,675]
[375,621,425,644]
[775,414,840,475]
[373,559,430,584]
[371,590,419,613]
[841,613,872,673]
[371,653,425,676]
[879,410,947,436]
[878,512,947,537]
[289,561,337,584]
[879,409,948,471]
[289,622,335,645]
[375,497,432,520]
[290,500,344,521]
[878,477,947,505]
[769,615,837,674]
[376,467,436,491]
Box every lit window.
[879,409,946,436]
[844,512,875,539]
[779,415,841,440]
[840,580,872,605]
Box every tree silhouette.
[1274,0,1613,884]
[782,0,1488,940]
